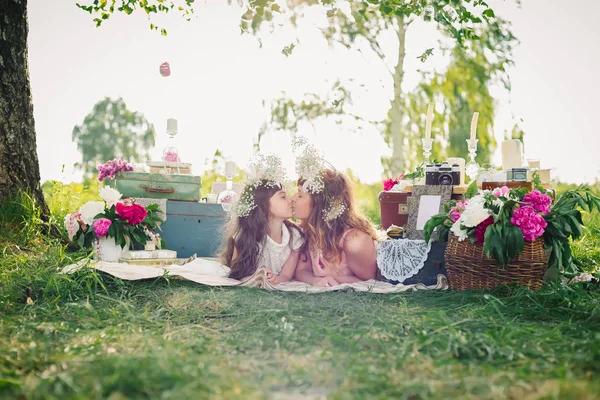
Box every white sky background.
[27,0,600,184]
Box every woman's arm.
[342,230,378,281]
[294,253,339,287]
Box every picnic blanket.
[61,257,448,293]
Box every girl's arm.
[267,249,300,284]
[342,230,378,281]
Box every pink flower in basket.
[93,218,112,237]
[511,205,547,242]
[522,190,552,214]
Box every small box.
[506,168,528,182]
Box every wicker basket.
[445,234,548,291]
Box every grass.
[1,190,600,399]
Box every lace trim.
[376,239,432,282]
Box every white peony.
[460,195,491,228]
[99,186,122,208]
[451,218,469,241]
[79,201,105,225]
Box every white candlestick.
[167,118,178,133]
[224,160,236,177]
[425,102,434,141]
[470,112,479,144]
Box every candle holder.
[421,138,433,164]
[465,139,479,182]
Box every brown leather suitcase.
[378,191,410,230]
[378,191,464,229]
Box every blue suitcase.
[159,201,228,258]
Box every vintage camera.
[506,168,528,182]
[425,162,461,186]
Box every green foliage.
[76,0,196,34]
[72,97,155,178]
[345,170,382,227]
[544,186,600,273]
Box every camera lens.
[438,173,453,185]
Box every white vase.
[144,242,156,251]
[94,236,124,262]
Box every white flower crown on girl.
[231,154,288,218]
[292,136,347,223]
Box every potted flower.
[64,187,165,262]
[424,177,600,290]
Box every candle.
[224,160,236,177]
[501,139,523,170]
[425,102,434,141]
[447,157,466,186]
[167,118,178,133]
[470,112,479,144]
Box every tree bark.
[389,17,407,176]
[0,0,49,217]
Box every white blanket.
[61,258,448,293]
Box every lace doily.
[376,239,432,282]
[134,197,167,221]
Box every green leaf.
[465,180,478,199]
[482,9,495,18]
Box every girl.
[220,179,305,284]
[292,168,378,285]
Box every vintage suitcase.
[105,172,202,202]
[159,200,228,258]
[379,190,464,230]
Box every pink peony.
[447,201,468,223]
[116,202,147,225]
[510,205,547,241]
[93,218,112,237]
[383,178,398,191]
[522,190,552,214]
[492,186,510,198]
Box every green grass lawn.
[1,194,600,399]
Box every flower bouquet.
[64,187,165,261]
[424,177,600,290]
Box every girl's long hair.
[298,169,376,266]
[219,180,304,280]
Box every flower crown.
[231,154,288,218]
[292,136,347,223]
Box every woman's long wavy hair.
[298,169,376,266]
[220,180,303,280]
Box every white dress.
[257,226,304,275]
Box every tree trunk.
[0,0,49,217]
[389,17,407,176]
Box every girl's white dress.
[257,226,304,275]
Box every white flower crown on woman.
[231,154,288,218]
[292,136,347,223]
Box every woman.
[291,168,378,285]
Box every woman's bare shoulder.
[342,230,375,254]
